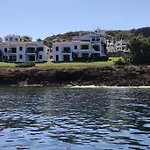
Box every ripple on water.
[0,87,150,150]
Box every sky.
[1,0,150,40]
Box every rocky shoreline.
[0,66,150,87]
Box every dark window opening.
[63,55,70,62]
[81,45,89,50]
[39,55,42,59]
[63,47,71,53]
[10,48,17,53]
[26,47,36,53]
[56,55,59,61]
[19,55,23,59]
[82,53,89,58]
[72,53,78,59]
[9,56,16,62]
[37,47,43,51]
[4,48,7,53]
[92,38,95,41]
[15,38,18,41]
[74,45,77,49]
[29,55,35,61]
[9,37,13,41]
[92,45,100,51]
[20,47,22,50]
[56,47,59,51]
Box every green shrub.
[16,62,35,68]
[114,58,128,66]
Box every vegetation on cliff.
[128,35,150,65]
[43,27,150,47]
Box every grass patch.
[16,62,35,68]
[0,62,16,67]
[36,57,120,67]
[0,57,120,67]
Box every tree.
[128,36,150,64]
[23,36,32,42]
[37,38,43,42]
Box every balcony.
[62,49,71,53]
[26,47,36,53]
[8,48,17,54]
[62,47,71,53]
[92,45,100,51]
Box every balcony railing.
[26,48,36,53]
[62,49,71,53]
[8,48,17,53]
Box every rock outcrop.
[0,66,150,86]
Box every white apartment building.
[115,39,129,52]
[4,35,32,43]
[52,28,107,62]
[107,40,115,53]
[0,35,50,62]
[107,39,129,53]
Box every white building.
[0,35,50,62]
[4,34,32,43]
[115,39,129,52]
[52,28,107,62]
[107,40,115,53]
[107,39,129,53]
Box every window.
[9,56,16,62]
[10,48,17,53]
[82,53,89,58]
[19,47,22,50]
[26,47,35,53]
[29,55,35,61]
[92,45,100,51]
[39,55,42,59]
[74,45,77,49]
[37,47,43,51]
[19,55,23,59]
[56,47,59,51]
[4,48,7,53]
[81,45,89,50]
[72,53,78,58]
[56,55,59,61]
[63,47,71,53]
[9,37,13,41]
[15,38,18,42]
[92,38,95,41]
[6,38,8,41]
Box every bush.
[16,62,35,68]
[114,58,128,66]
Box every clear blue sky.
[1,0,150,40]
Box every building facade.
[107,39,130,53]
[52,29,107,62]
[0,35,50,62]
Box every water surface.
[0,87,150,150]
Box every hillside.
[43,27,150,47]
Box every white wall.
[0,42,49,62]
[52,41,106,62]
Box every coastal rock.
[0,66,150,86]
